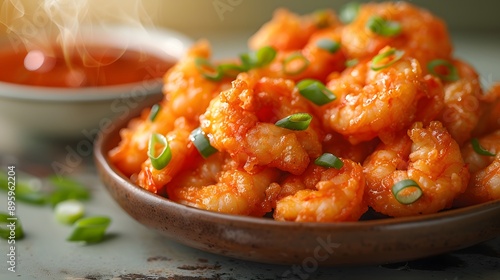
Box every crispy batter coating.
[110,2,500,221]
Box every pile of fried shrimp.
[109,2,500,222]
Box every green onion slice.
[240,46,277,70]
[218,63,244,78]
[0,173,91,206]
[13,191,48,205]
[147,133,172,170]
[190,127,218,158]
[316,39,341,54]
[275,113,312,130]
[197,47,276,80]
[314,153,344,169]
[371,48,405,71]
[296,79,336,106]
[0,173,47,205]
[366,16,402,37]
[0,212,24,240]
[283,52,310,75]
[339,2,360,24]
[54,199,85,225]
[67,216,111,243]
[427,59,460,82]
[255,46,278,67]
[471,138,496,156]
[195,57,222,81]
[392,179,423,205]
[48,175,91,206]
[149,104,161,122]
[312,10,331,29]
[345,58,358,67]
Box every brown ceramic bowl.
[94,102,500,266]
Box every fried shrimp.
[167,153,280,216]
[109,103,176,177]
[274,159,367,222]
[472,83,500,137]
[437,59,483,146]
[341,1,452,65]
[135,118,196,193]
[363,122,469,217]
[319,49,437,144]
[256,28,346,83]
[109,41,226,176]
[322,132,379,164]
[454,130,500,207]
[249,9,345,82]
[249,8,339,52]
[109,2,500,222]
[163,40,231,123]
[201,73,323,175]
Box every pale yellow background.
[2,0,499,36]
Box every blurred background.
[1,0,499,74]
[150,0,500,33]
[1,0,499,68]
[2,0,499,45]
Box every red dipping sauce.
[0,45,174,88]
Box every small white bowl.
[0,26,192,139]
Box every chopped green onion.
[314,153,344,169]
[283,52,310,75]
[0,173,91,206]
[240,46,277,70]
[312,10,331,29]
[345,58,358,67]
[149,104,161,122]
[13,192,48,205]
[427,59,460,82]
[275,113,312,130]
[471,138,496,156]
[148,133,172,170]
[296,79,336,106]
[67,216,111,243]
[48,176,91,206]
[195,57,223,81]
[190,127,218,158]
[54,199,85,225]
[0,212,24,240]
[196,47,276,81]
[218,63,244,78]
[339,2,360,24]
[392,179,423,205]
[371,48,405,71]
[316,39,341,54]
[0,174,47,205]
[366,16,402,37]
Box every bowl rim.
[100,152,500,229]
[93,101,500,266]
[93,100,500,229]
[0,25,192,102]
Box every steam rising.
[0,0,156,67]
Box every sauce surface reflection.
[0,45,174,88]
